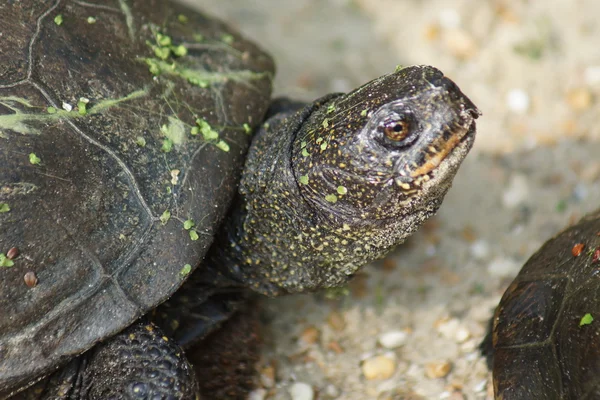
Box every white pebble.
[378,330,408,349]
[584,65,600,85]
[289,382,314,400]
[460,339,478,352]
[62,101,73,112]
[474,379,488,392]
[573,183,588,201]
[464,350,480,360]
[248,388,267,400]
[438,8,461,29]
[455,327,471,343]
[406,363,422,378]
[425,244,437,256]
[506,88,530,113]
[436,318,459,339]
[470,239,490,260]
[324,384,339,397]
[487,257,520,278]
[502,174,530,208]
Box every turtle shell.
[492,209,600,399]
[0,0,273,395]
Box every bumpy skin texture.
[491,209,600,399]
[14,322,198,400]
[83,322,198,400]
[0,0,273,397]
[210,67,479,296]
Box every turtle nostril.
[463,106,481,120]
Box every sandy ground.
[177,1,600,399]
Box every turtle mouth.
[394,108,478,189]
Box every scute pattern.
[0,0,273,396]
[493,209,600,399]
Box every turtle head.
[218,65,479,296]
[293,65,479,225]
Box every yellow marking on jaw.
[410,133,462,177]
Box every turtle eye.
[372,108,419,148]
[383,119,410,141]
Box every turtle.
[488,209,600,399]
[0,0,479,398]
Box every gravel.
[289,382,315,400]
[378,331,408,350]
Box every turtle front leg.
[20,321,198,399]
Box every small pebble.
[573,183,588,201]
[455,327,471,343]
[460,225,477,242]
[470,240,489,260]
[300,326,320,345]
[460,339,478,352]
[474,379,488,393]
[487,257,520,278]
[436,319,470,343]
[502,174,530,208]
[362,354,396,380]
[580,162,600,182]
[406,363,421,379]
[324,384,339,397]
[436,318,459,340]
[378,330,408,349]
[327,340,344,354]
[425,360,452,379]
[447,391,467,400]
[423,23,440,41]
[248,388,267,400]
[445,29,477,59]
[506,89,530,113]
[438,8,461,29]
[584,65,600,85]
[260,365,275,388]
[448,381,464,391]
[288,382,314,400]
[327,311,346,331]
[565,87,593,111]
